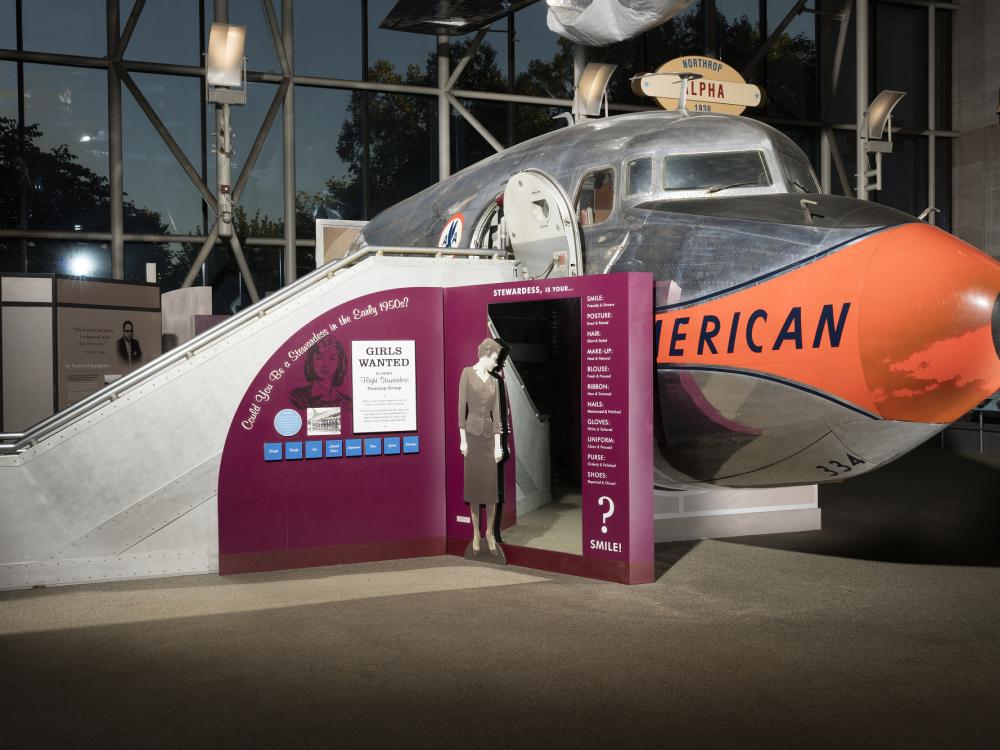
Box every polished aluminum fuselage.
[356,111,996,488]
[358,111,814,269]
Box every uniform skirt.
[464,432,498,507]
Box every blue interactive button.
[325,439,343,458]
[284,442,303,460]
[273,408,302,437]
[345,438,363,457]
[383,437,401,455]
[365,438,382,456]
[264,443,283,461]
[402,436,420,454]
[305,440,323,459]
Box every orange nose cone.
[993,291,1000,360]
[859,223,1000,423]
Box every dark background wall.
[953,0,999,261]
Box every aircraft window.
[779,152,820,193]
[577,168,615,226]
[663,151,771,192]
[625,158,652,197]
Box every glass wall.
[822,0,857,125]
[23,0,106,57]
[0,1,15,51]
[935,137,951,231]
[23,64,109,233]
[295,86,364,234]
[934,8,951,131]
[0,61,19,231]
[764,0,818,121]
[0,239,20,272]
[514,1,573,99]
[716,0,761,74]
[365,92,438,216]
[122,73,203,235]
[875,2,927,131]
[367,0,437,86]
[123,0,202,66]
[28,239,111,277]
[294,0,363,80]
[0,0,958,311]
[449,28,510,95]
[879,134,928,217]
[125,241,200,288]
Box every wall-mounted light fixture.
[207,23,246,88]
[574,62,617,122]
[205,23,247,238]
[859,89,905,194]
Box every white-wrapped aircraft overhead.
[546,0,696,46]
[353,109,1000,488]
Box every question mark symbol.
[598,495,615,534]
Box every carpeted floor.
[1,445,999,748]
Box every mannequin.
[458,338,505,554]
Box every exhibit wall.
[1,276,55,432]
[217,287,445,574]
[218,273,654,583]
[0,274,161,431]
[444,273,654,583]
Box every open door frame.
[500,168,584,279]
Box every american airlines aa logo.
[437,212,464,248]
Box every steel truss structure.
[0,0,958,297]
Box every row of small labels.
[264,436,420,461]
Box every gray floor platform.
[502,492,583,554]
[1,444,999,747]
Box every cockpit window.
[779,151,820,193]
[577,168,615,226]
[663,151,771,192]
[625,158,652,197]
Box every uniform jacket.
[458,366,503,437]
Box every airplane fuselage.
[355,110,1000,488]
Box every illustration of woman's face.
[313,348,340,380]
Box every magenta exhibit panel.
[218,274,653,583]
[218,287,446,574]
[444,273,654,583]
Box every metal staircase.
[0,248,515,589]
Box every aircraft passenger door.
[502,169,583,278]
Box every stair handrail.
[0,246,506,455]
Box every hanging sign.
[633,56,763,115]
